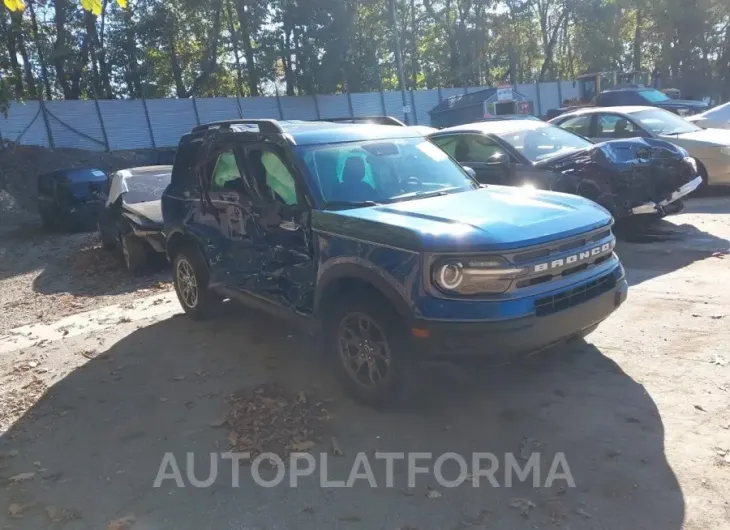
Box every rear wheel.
[121,235,147,274]
[98,222,116,250]
[325,294,411,408]
[172,244,217,320]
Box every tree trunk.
[168,0,224,98]
[97,0,113,98]
[633,8,643,72]
[84,10,103,99]
[233,0,259,96]
[123,5,142,98]
[225,0,245,96]
[28,0,52,99]
[52,0,73,99]
[410,0,419,89]
[1,10,25,96]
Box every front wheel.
[325,295,411,408]
[121,234,148,274]
[172,246,217,321]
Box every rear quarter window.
[171,136,203,188]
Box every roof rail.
[192,119,284,134]
[321,116,407,126]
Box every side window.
[559,115,592,137]
[211,151,243,190]
[597,114,639,138]
[432,135,508,164]
[247,149,298,207]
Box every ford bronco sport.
[161,119,628,407]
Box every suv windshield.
[496,123,593,163]
[638,89,670,103]
[296,137,478,208]
[629,108,701,135]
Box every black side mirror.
[463,166,477,179]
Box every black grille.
[513,229,611,263]
[534,272,616,317]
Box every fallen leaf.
[694,404,707,412]
[8,502,35,518]
[426,488,442,499]
[288,441,315,452]
[45,505,64,522]
[330,436,344,456]
[107,515,136,530]
[228,431,239,446]
[209,416,227,428]
[9,471,36,483]
[509,498,536,515]
[301,506,315,514]
[575,508,592,519]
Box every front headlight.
[720,147,730,157]
[432,257,527,295]
[684,156,698,173]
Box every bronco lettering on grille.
[534,242,613,273]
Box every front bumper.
[411,273,628,359]
[630,175,703,216]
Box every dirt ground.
[0,198,729,530]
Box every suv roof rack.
[192,119,284,134]
[321,116,407,126]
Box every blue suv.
[162,119,628,407]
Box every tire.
[98,222,116,250]
[40,211,54,231]
[172,244,217,321]
[121,234,147,274]
[324,293,411,408]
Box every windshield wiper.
[385,186,463,203]
[322,200,380,209]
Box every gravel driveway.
[1,198,729,530]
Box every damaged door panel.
[237,144,316,315]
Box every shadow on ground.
[616,197,730,287]
[0,307,683,530]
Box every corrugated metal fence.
[0,81,579,152]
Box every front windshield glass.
[124,173,171,204]
[638,89,670,103]
[496,123,593,162]
[296,137,478,208]
[630,108,701,135]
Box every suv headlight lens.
[432,257,527,295]
[720,147,730,157]
[684,156,697,173]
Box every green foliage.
[0,0,729,103]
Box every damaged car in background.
[97,166,172,273]
[428,120,702,227]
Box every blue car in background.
[162,119,628,407]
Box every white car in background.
[549,106,730,186]
[686,101,730,130]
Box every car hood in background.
[123,200,163,230]
[656,100,709,113]
[313,187,611,252]
[662,128,730,147]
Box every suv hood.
[313,187,611,252]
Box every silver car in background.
[686,101,730,131]
[549,106,730,186]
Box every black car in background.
[97,166,172,273]
[37,168,107,230]
[428,120,701,225]
[596,87,708,117]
